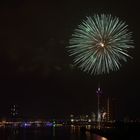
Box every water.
[0,125,108,140]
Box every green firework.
[68,14,134,75]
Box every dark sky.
[0,0,139,120]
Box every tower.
[96,86,102,128]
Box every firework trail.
[68,14,134,75]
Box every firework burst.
[68,14,134,75]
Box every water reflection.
[93,134,108,140]
[53,125,55,137]
[85,131,108,140]
[0,126,108,140]
[70,125,108,140]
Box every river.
[0,125,108,140]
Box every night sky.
[0,0,139,119]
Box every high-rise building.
[10,105,18,119]
[91,112,96,122]
[107,97,110,122]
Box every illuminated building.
[91,112,96,122]
[10,105,18,119]
[107,97,110,122]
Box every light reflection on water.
[0,125,108,140]
[93,134,108,140]
[70,125,108,140]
